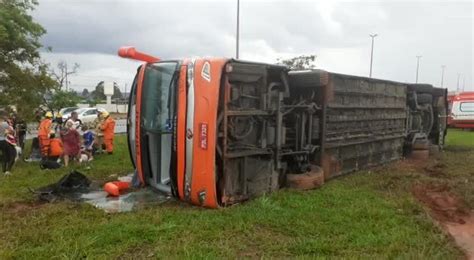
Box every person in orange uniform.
[48,132,63,161]
[38,111,53,158]
[99,111,115,154]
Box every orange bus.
[120,47,447,208]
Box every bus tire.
[287,165,324,190]
[410,150,429,160]
[409,84,433,94]
[432,87,446,97]
[413,139,429,150]
[417,93,433,105]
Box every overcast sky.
[33,0,473,92]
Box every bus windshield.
[142,62,178,132]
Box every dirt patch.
[2,201,46,216]
[412,183,474,259]
[423,161,447,177]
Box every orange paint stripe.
[135,65,146,185]
[189,58,227,208]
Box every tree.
[0,0,57,120]
[90,81,106,101]
[90,81,123,101]
[49,90,81,112]
[50,61,80,90]
[277,55,317,70]
[112,82,123,99]
[81,88,89,98]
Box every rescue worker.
[91,110,104,153]
[38,112,53,158]
[99,111,115,154]
[48,132,63,161]
[53,112,63,134]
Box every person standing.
[12,114,26,151]
[38,111,53,158]
[53,112,63,135]
[82,125,94,160]
[65,111,82,130]
[61,121,81,167]
[91,110,104,153]
[99,111,115,154]
[0,115,15,175]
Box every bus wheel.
[410,150,429,160]
[412,139,429,150]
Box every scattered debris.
[81,188,169,213]
[104,181,130,196]
[33,171,169,213]
[32,170,91,202]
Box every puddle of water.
[80,188,170,213]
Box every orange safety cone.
[104,181,130,197]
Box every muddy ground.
[405,153,474,260]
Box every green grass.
[1,130,473,258]
[445,128,474,147]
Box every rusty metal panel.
[321,73,408,178]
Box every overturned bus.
[120,47,447,208]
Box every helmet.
[45,111,53,118]
[101,111,110,118]
[56,112,62,118]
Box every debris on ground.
[81,188,169,213]
[412,183,474,259]
[104,181,130,196]
[32,170,91,202]
[32,171,169,213]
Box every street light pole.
[415,55,422,83]
[440,65,446,87]
[369,34,378,78]
[236,0,240,59]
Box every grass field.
[0,129,473,258]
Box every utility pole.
[369,34,378,78]
[415,56,422,83]
[440,65,446,87]
[236,0,240,59]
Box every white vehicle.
[451,92,474,129]
[73,107,107,124]
[59,107,79,120]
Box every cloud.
[33,0,472,91]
